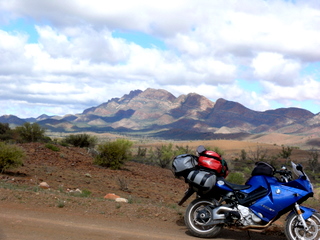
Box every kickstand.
[246,230,252,240]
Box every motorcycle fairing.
[213,174,313,222]
[286,206,317,221]
[245,175,313,222]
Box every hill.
[0,140,299,239]
[0,141,318,239]
[1,88,320,148]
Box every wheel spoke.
[185,199,223,238]
[286,213,320,240]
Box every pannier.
[172,154,198,178]
[198,150,229,178]
[187,170,217,194]
[251,162,275,176]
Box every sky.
[1,0,320,118]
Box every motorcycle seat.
[224,181,251,191]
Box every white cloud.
[1,0,320,117]
[251,52,301,85]
[263,78,320,101]
[0,30,32,74]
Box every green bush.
[94,139,133,170]
[147,144,192,168]
[15,122,46,142]
[175,145,192,155]
[0,142,25,172]
[156,143,175,168]
[62,134,97,148]
[45,143,60,152]
[0,123,16,141]
[226,172,245,185]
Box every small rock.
[104,193,120,200]
[115,198,128,203]
[39,182,50,189]
[75,188,82,193]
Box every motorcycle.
[174,159,319,240]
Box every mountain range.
[1,88,320,142]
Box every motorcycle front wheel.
[184,198,223,238]
[285,212,320,240]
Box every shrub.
[175,145,192,155]
[147,144,192,168]
[158,144,174,168]
[94,139,133,170]
[226,172,245,185]
[15,122,46,142]
[214,147,225,156]
[136,146,147,159]
[240,149,247,161]
[148,143,175,168]
[116,177,129,191]
[0,123,10,135]
[45,143,60,152]
[0,123,16,141]
[62,134,97,148]
[0,142,25,172]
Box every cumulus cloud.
[251,52,301,86]
[263,78,320,101]
[1,0,320,117]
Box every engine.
[237,205,264,226]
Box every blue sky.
[1,0,320,118]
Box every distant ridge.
[1,88,319,141]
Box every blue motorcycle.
[176,160,319,239]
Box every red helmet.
[198,151,222,172]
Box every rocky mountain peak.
[118,90,143,104]
[213,98,251,114]
[1,88,318,140]
[139,88,176,102]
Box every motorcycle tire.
[285,212,320,240]
[184,198,223,238]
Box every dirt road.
[0,203,286,240]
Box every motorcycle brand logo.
[261,204,275,212]
[276,189,281,194]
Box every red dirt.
[0,142,293,239]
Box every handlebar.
[275,168,292,183]
[275,169,292,175]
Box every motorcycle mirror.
[196,145,206,154]
[296,164,303,171]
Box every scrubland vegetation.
[1,122,320,184]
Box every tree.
[0,123,15,141]
[247,146,280,168]
[15,122,46,142]
[248,146,268,163]
[240,149,247,161]
[279,145,293,165]
[308,148,319,174]
[0,123,10,135]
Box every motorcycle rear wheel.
[184,198,223,238]
[285,212,320,240]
